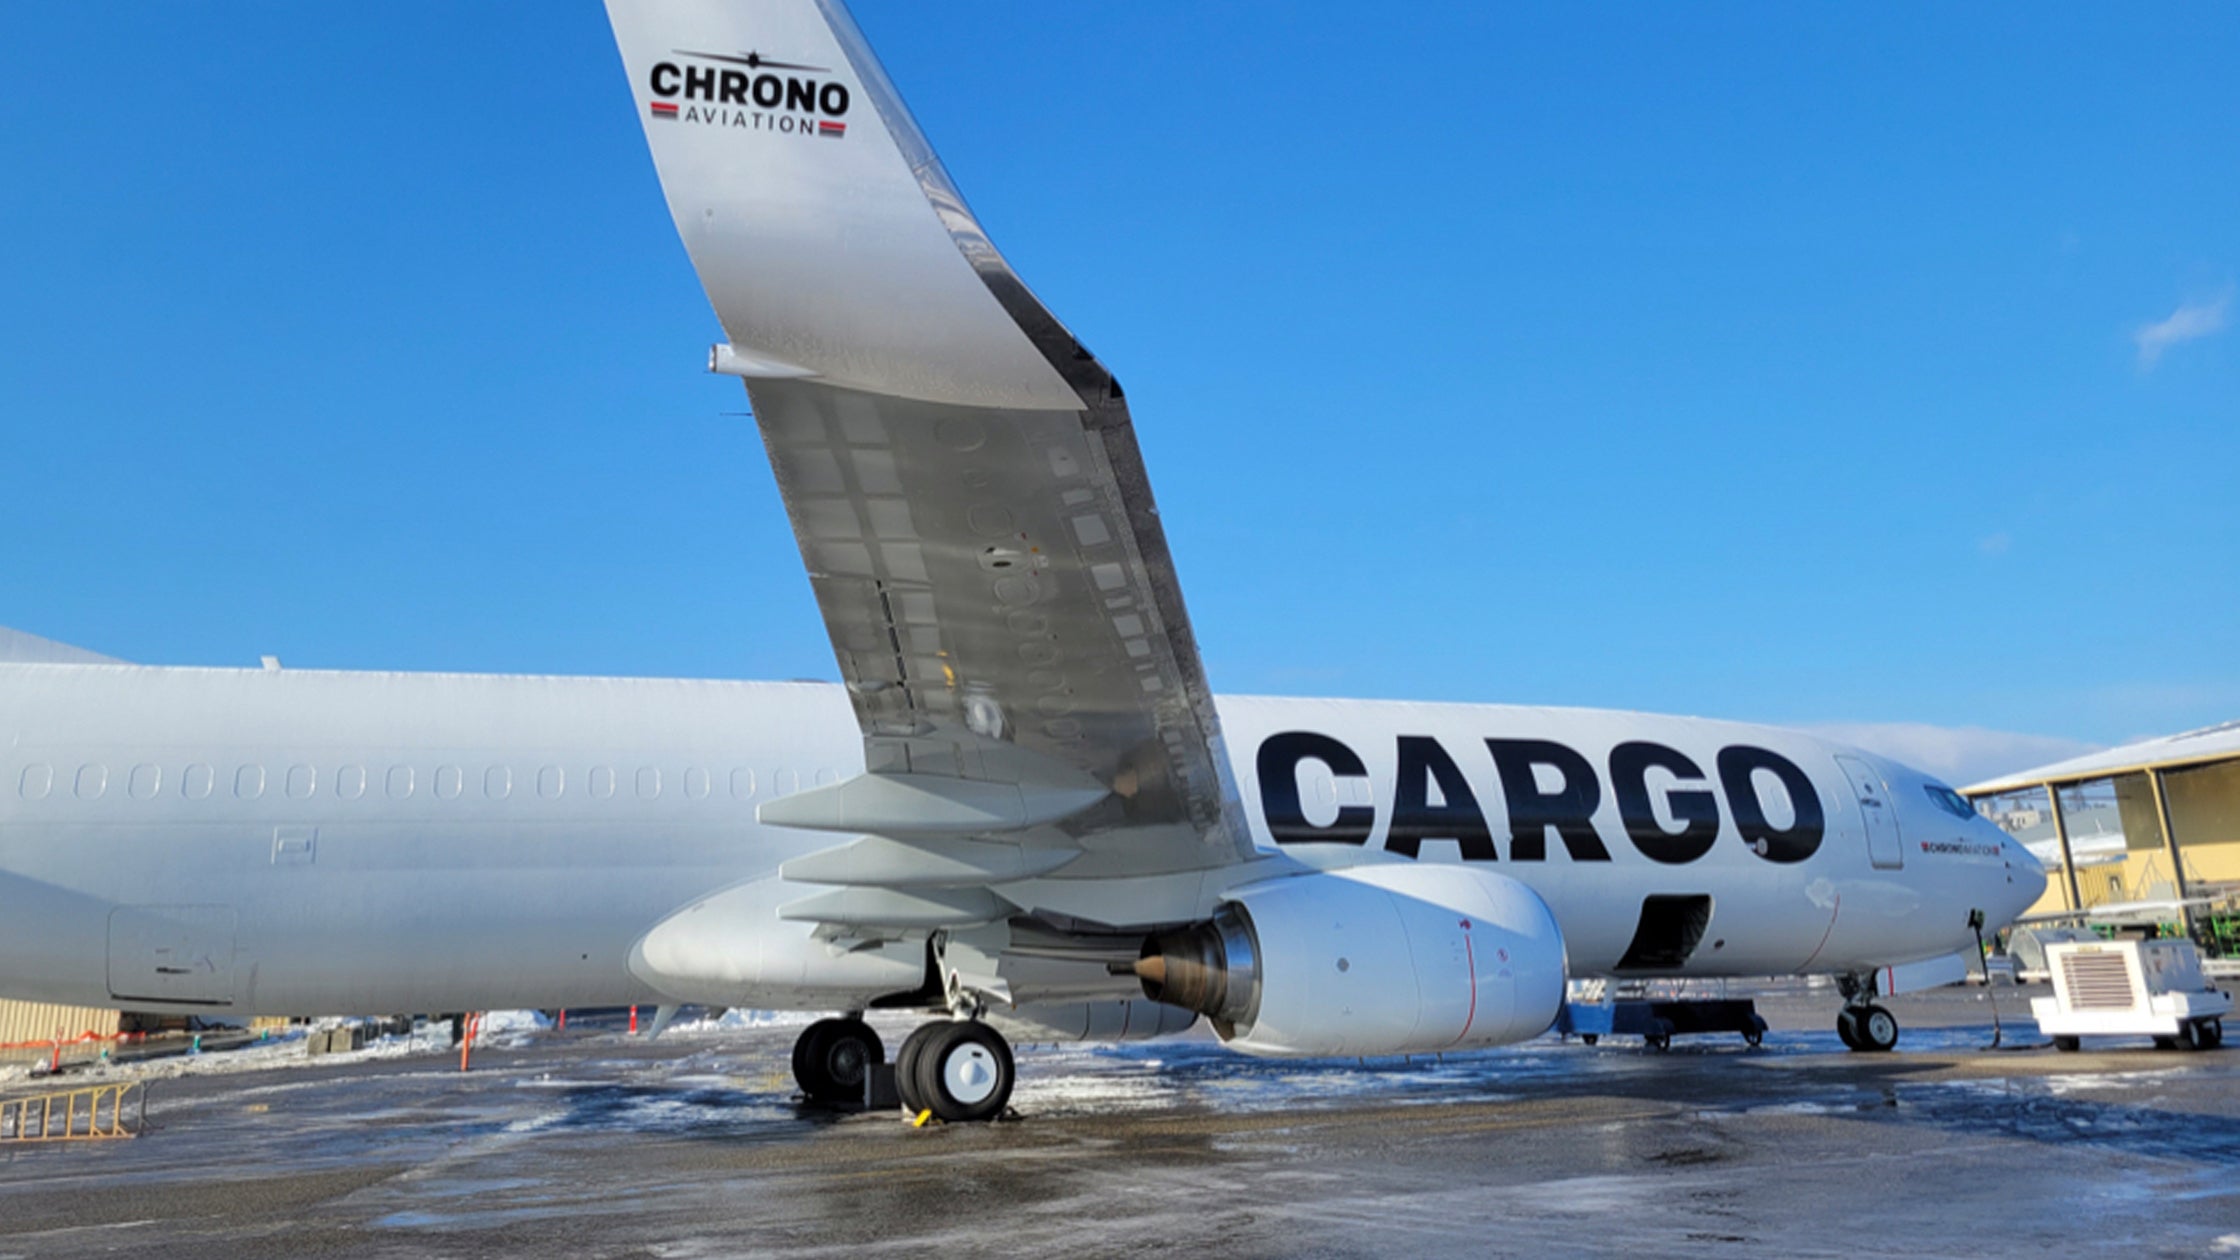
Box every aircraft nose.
[1993,832,2046,926]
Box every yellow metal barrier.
[0,1081,141,1143]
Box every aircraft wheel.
[909,1020,1014,1123]
[2053,1035,2080,1052]
[1580,1034,1599,1046]
[892,1021,944,1115]
[791,1017,884,1105]
[1854,1005,1899,1052]
[1835,1008,1862,1050]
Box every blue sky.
[1,4,2233,782]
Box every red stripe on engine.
[1452,923,1479,1047]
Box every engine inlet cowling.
[1133,904,1260,1036]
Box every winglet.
[605,0,1081,412]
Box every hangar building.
[1966,721,2240,956]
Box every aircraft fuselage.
[0,661,2040,1016]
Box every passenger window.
[286,764,316,800]
[538,765,564,799]
[589,766,616,799]
[337,765,367,800]
[684,767,710,800]
[815,767,839,787]
[19,764,52,800]
[1748,767,1799,831]
[435,765,464,800]
[485,766,513,800]
[77,764,109,800]
[730,768,756,800]
[774,768,799,796]
[1294,760,1338,828]
[182,763,213,800]
[637,767,662,800]
[235,765,265,800]
[387,766,415,800]
[129,764,161,800]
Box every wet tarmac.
[1,983,2235,1258]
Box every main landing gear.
[788,1014,1016,1122]
[895,1019,1015,1122]
[1835,974,1899,1053]
[791,1015,885,1105]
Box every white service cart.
[2033,938,2230,1052]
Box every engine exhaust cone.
[1133,904,1260,1033]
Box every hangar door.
[1834,756,1904,870]
[108,905,237,1005]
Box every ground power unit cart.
[2034,939,2230,1052]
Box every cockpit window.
[1924,784,1976,820]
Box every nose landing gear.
[1835,974,1900,1052]
[1836,1003,1899,1052]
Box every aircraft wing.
[607,0,1252,916]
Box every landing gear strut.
[791,1016,885,1105]
[1835,975,1899,1053]
[895,1019,1014,1122]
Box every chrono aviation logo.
[646,49,851,138]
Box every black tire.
[1580,1033,1599,1046]
[1835,1008,1862,1050]
[2181,1020,2210,1052]
[2207,1018,2225,1050]
[1856,1005,1899,1052]
[790,1018,831,1092]
[2154,1035,2179,1051]
[1644,1033,1670,1053]
[2053,1035,2080,1052]
[1744,1015,1768,1048]
[909,1021,1015,1123]
[893,1021,944,1115]
[792,1018,885,1105]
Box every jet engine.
[1134,864,1564,1057]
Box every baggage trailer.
[2033,939,2230,1052]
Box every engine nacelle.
[1135,865,1564,1057]
[987,1001,1199,1045]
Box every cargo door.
[107,905,237,1005]
[1834,756,1903,870]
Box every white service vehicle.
[0,0,2046,1122]
[2034,939,2230,1052]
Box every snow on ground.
[0,1007,820,1089]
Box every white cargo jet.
[0,1,2040,1122]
